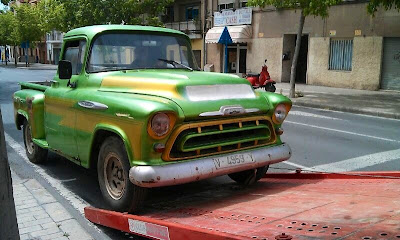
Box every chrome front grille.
[162,116,276,161]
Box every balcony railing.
[164,20,202,36]
[46,32,63,42]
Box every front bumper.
[129,143,291,188]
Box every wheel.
[23,120,48,164]
[265,84,276,93]
[228,165,269,185]
[97,136,147,213]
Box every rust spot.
[157,176,161,181]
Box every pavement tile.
[29,227,61,238]
[16,202,39,210]
[17,215,36,224]
[22,199,38,205]
[41,222,58,230]
[16,208,31,215]
[22,217,54,227]
[24,179,44,190]
[40,232,66,240]
[31,188,56,204]
[59,219,93,240]
[53,237,70,240]
[19,234,29,240]
[28,206,43,213]
[19,225,43,235]
[42,202,72,222]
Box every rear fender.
[13,90,46,139]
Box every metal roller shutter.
[381,38,400,90]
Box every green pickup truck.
[13,25,292,212]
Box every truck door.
[44,39,87,162]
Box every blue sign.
[218,27,232,45]
[21,41,29,49]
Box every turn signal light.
[275,127,284,135]
[154,143,166,153]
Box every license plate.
[213,153,254,169]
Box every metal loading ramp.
[85,172,400,240]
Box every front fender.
[90,124,134,167]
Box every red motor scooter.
[245,59,276,92]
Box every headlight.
[273,104,288,124]
[149,113,170,138]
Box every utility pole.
[0,108,20,240]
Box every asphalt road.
[1,67,399,239]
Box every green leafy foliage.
[60,0,174,31]
[14,3,43,43]
[367,0,400,14]
[0,11,18,46]
[37,0,66,33]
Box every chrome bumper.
[129,144,291,188]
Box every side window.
[63,39,86,75]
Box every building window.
[240,1,247,7]
[186,6,199,21]
[162,6,174,22]
[329,39,353,71]
[218,2,234,11]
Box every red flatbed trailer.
[85,172,400,240]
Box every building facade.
[46,30,63,64]
[205,1,400,91]
[163,0,206,68]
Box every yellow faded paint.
[76,111,144,159]
[45,98,76,128]
[101,76,182,99]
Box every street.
[1,67,400,239]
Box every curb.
[292,101,400,120]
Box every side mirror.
[58,60,72,80]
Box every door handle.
[78,101,108,110]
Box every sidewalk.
[12,171,93,240]
[0,62,57,70]
[275,83,400,119]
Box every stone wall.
[308,36,383,90]
[246,38,283,82]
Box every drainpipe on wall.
[202,0,208,69]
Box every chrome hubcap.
[104,153,126,200]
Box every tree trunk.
[5,45,7,66]
[289,10,306,98]
[0,109,20,240]
[14,46,17,67]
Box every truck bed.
[85,172,400,240]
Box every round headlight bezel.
[148,112,175,139]
[273,104,288,124]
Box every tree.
[0,108,20,240]
[0,11,19,66]
[367,0,400,14]
[249,0,341,98]
[59,0,173,31]
[37,0,66,33]
[14,3,44,66]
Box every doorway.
[224,44,247,76]
[282,34,309,84]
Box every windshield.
[87,32,199,72]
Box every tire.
[97,136,147,213]
[228,165,269,185]
[265,84,276,93]
[23,120,48,164]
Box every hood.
[99,70,271,120]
